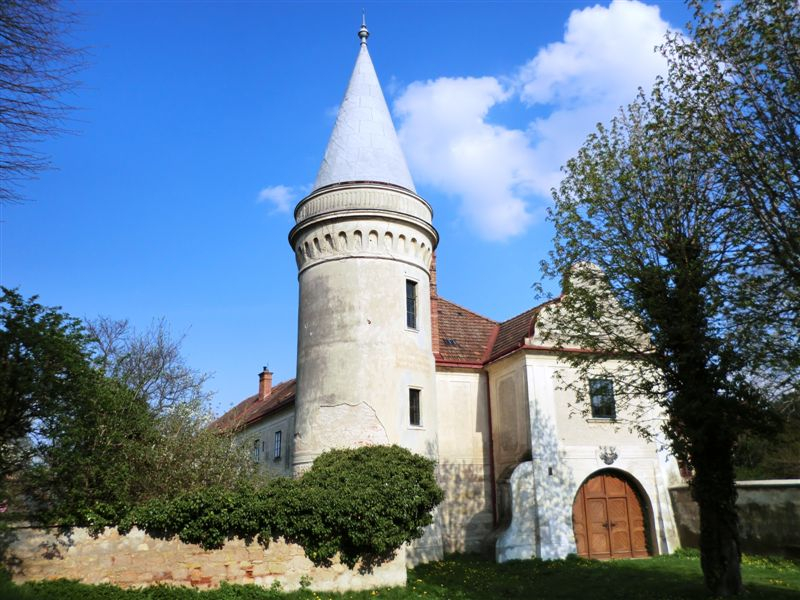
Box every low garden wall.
[6,525,406,591]
[669,480,800,558]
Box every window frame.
[588,378,616,420]
[406,279,418,330]
[253,439,261,463]
[274,430,282,460]
[409,388,422,427]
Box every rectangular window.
[409,388,421,426]
[589,378,616,419]
[274,430,282,460]
[253,439,261,462]
[406,280,418,329]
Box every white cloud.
[520,0,672,190]
[519,0,670,107]
[394,0,673,241]
[257,184,298,213]
[396,77,535,240]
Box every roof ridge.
[269,377,296,391]
[213,377,298,423]
[437,296,498,325]
[497,298,557,326]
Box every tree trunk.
[693,462,743,596]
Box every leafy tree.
[664,0,799,300]
[296,445,444,569]
[0,287,94,505]
[540,80,781,595]
[542,2,799,594]
[0,0,81,203]
[661,0,800,486]
[736,391,800,480]
[0,289,253,532]
[86,317,255,499]
[23,376,157,530]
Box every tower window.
[406,280,417,329]
[409,388,421,426]
[274,430,282,460]
[589,378,615,419]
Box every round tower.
[289,23,439,472]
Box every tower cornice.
[288,182,438,276]
[293,181,434,224]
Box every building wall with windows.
[218,285,683,564]
[290,195,439,474]
[511,351,680,559]
[241,405,295,477]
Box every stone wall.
[6,526,406,591]
[670,480,800,558]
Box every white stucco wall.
[492,350,681,561]
[293,255,438,465]
[290,184,439,471]
[487,354,532,485]
[435,368,494,554]
[290,183,442,565]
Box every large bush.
[120,445,444,570]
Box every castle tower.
[289,22,439,472]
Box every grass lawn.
[2,551,800,599]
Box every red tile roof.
[488,297,560,361]
[489,306,542,360]
[436,298,498,366]
[212,378,296,432]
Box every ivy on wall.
[119,445,443,570]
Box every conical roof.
[313,28,416,193]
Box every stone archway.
[572,470,650,559]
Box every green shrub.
[120,445,443,570]
[297,445,444,568]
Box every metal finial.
[358,10,369,46]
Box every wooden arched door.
[572,471,649,559]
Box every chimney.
[430,252,441,359]
[258,366,273,402]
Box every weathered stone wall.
[670,481,800,558]
[6,526,406,591]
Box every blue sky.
[2,0,691,415]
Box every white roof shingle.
[313,36,415,193]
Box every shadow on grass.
[411,553,800,600]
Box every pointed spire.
[312,21,416,193]
[359,10,369,46]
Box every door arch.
[572,470,650,559]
